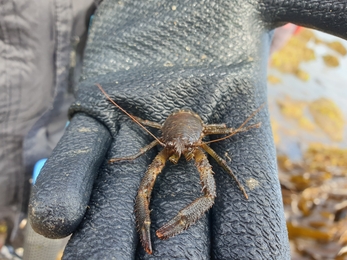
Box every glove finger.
[62,122,154,259]
[210,107,290,259]
[29,113,112,238]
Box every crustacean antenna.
[205,102,266,144]
[96,83,165,146]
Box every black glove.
[29,0,347,259]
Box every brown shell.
[161,110,203,154]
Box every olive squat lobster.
[96,84,263,254]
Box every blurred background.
[268,25,347,259]
[0,24,346,259]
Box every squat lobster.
[96,84,263,254]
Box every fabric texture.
[0,0,94,246]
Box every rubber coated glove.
[29,0,347,259]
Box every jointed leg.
[135,148,170,254]
[109,140,159,163]
[203,122,261,135]
[203,102,265,140]
[203,123,227,133]
[156,148,216,239]
[201,143,248,199]
[133,116,162,129]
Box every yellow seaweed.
[270,28,345,81]
[304,143,347,173]
[287,222,333,241]
[270,28,316,80]
[277,97,316,131]
[308,99,345,142]
[323,55,340,67]
[326,41,347,56]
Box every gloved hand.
[29,0,347,259]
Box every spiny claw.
[156,215,188,240]
[140,226,153,254]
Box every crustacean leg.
[203,122,261,136]
[203,103,265,142]
[109,140,159,163]
[201,143,248,199]
[135,148,171,254]
[132,116,162,129]
[156,148,216,239]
